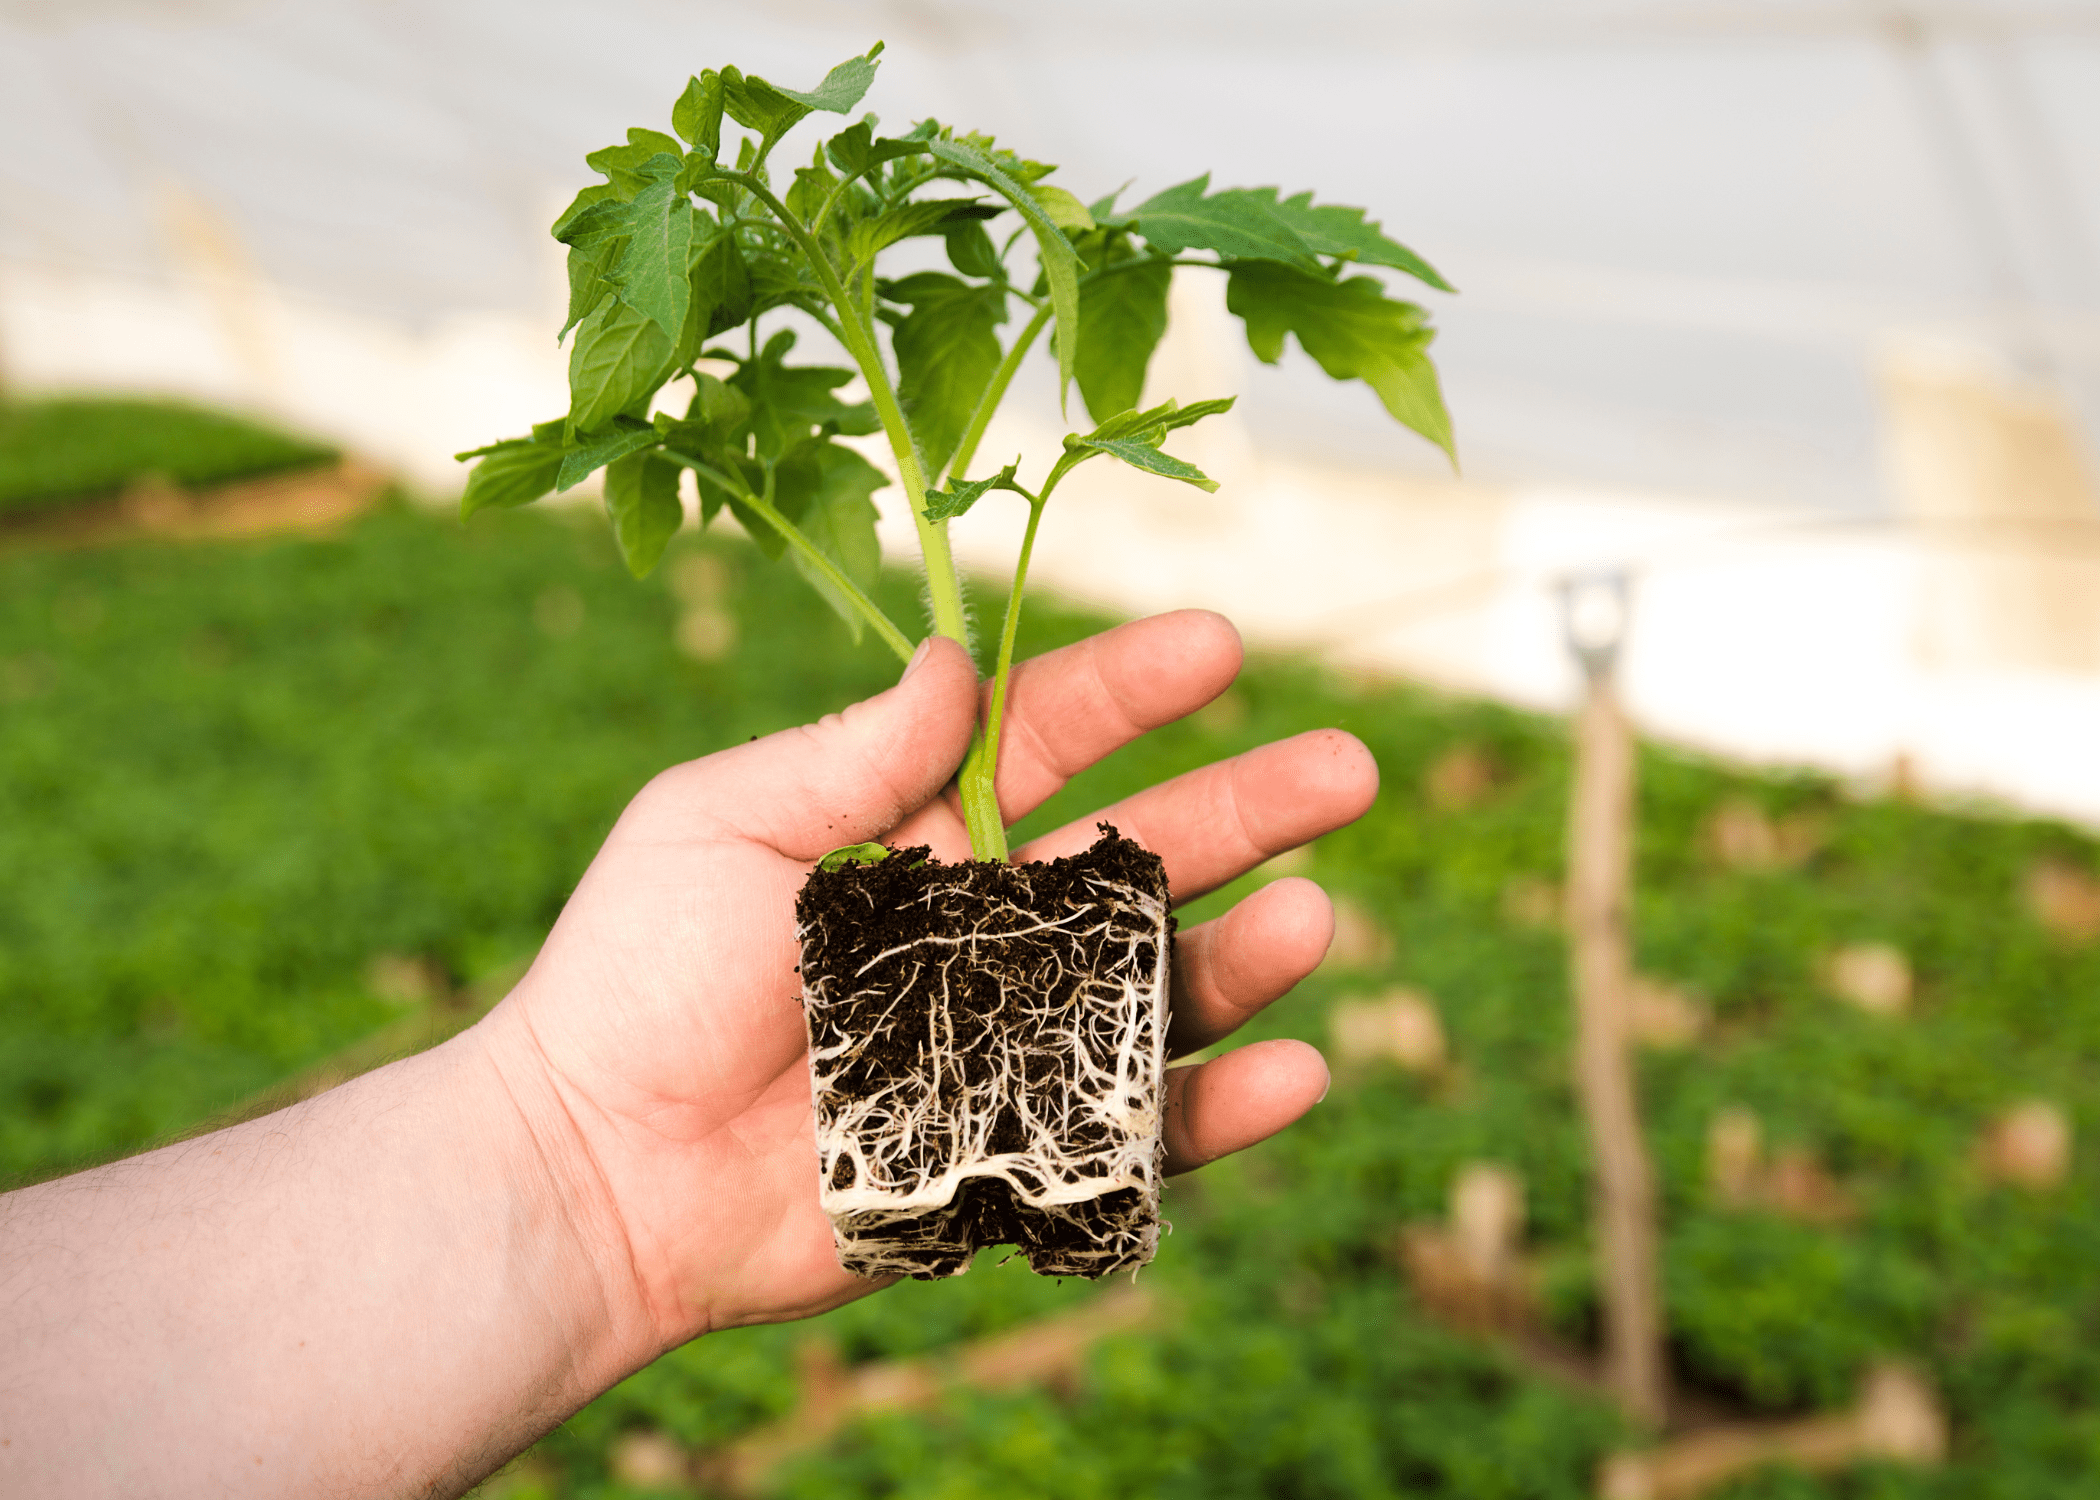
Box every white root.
[798,855,1172,1279]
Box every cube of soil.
[795,826,1174,1279]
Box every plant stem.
[953,486,1050,862]
[723,169,971,653]
[720,167,1009,857]
[656,451,914,663]
[941,300,1054,489]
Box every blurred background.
[6,2,2100,1496]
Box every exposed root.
[796,827,1172,1279]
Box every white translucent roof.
[3,0,2097,508]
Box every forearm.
[0,1020,654,1499]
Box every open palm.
[485,611,1378,1354]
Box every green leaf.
[743,249,820,321]
[1155,395,1237,434]
[885,271,1007,478]
[602,450,683,577]
[928,126,1055,186]
[925,137,1080,411]
[1252,189,1454,292]
[557,157,700,344]
[787,145,841,226]
[608,169,695,340]
[561,236,620,342]
[1087,186,1130,225]
[551,183,622,240]
[689,227,754,340]
[818,842,892,872]
[690,170,745,215]
[1084,395,1234,446]
[729,330,880,459]
[775,441,887,642]
[846,198,992,264]
[1028,184,1095,233]
[568,297,675,434]
[556,414,659,492]
[652,377,751,521]
[719,67,811,146]
[555,197,633,250]
[675,150,722,197]
[774,43,885,114]
[825,119,928,179]
[585,129,688,195]
[944,220,1001,279]
[1065,434,1218,491]
[672,73,725,156]
[720,46,883,152]
[689,371,752,432]
[1073,258,1171,424]
[456,425,565,519]
[1225,262,1454,461]
[923,460,1022,522]
[1128,175,1315,266]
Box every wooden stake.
[1561,576,1668,1428]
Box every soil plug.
[797,829,1172,1278]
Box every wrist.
[468,997,671,1377]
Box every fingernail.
[900,638,932,682]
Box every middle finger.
[1165,876,1335,1058]
[1011,728,1378,904]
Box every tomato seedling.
[458,42,1455,1278]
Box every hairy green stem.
[656,451,914,663]
[953,483,1050,863]
[721,167,1001,856]
[942,260,1199,854]
[723,169,970,654]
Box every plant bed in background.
[0,396,339,519]
[15,504,2100,1492]
[798,829,1172,1279]
[0,458,391,554]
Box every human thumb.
[667,636,980,859]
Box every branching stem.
[722,167,1011,857]
[953,457,1070,863]
[711,177,1219,863]
[721,169,970,655]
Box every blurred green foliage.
[8,497,2100,1496]
[0,396,336,515]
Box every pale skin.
[0,609,1378,1498]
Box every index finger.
[974,609,1243,828]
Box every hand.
[483,610,1379,1353]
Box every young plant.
[457,42,1455,1277]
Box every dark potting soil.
[796,826,1174,1280]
